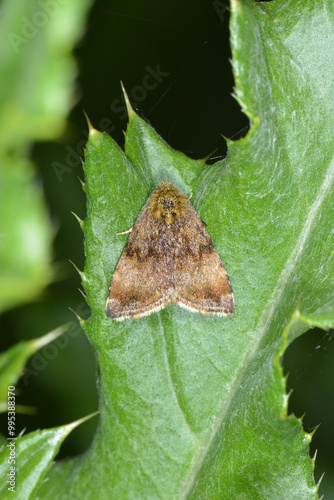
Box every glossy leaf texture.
[0,418,93,500]
[37,0,334,498]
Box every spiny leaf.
[0,414,97,500]
[36,0,334,498]
[0,324,72,412]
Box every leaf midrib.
[177,133,334,500]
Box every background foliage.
[0,0,333,498]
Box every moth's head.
[149,181,189,226]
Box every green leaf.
[0,158,52,314]
[280,300,334,356]
[37,0,333,498]
[0,0,92,313]
[0,415,96,500]
[0,325,70,412]
[0,0,92,150]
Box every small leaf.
[0,325,70,412]
[37,0,334,498]
[0,414,97,500]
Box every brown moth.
[106,181,234,321]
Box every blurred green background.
[0,0,333,497]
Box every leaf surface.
[0,0,92,312]
[0,418,93,500]
[37,0,334,498]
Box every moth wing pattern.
[172,206,234,316]
[106,204,174,320]
[106,181,235,321]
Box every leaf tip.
[78,288,87,300]
[32,323,72,351]
[221,134,233,150]
[199,148,218,164]
[71,211,84,228]
[74,410,100,428]
[83,110,99,138]
[309,423,321,440]
[121,81,136,118]
[68,306,84,323]
[316,472,325,495]
[78,176,86,192]
[311,448,318,466]
[69,260,86,282]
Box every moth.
[106,181,234,321]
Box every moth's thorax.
[148,181,189,226]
